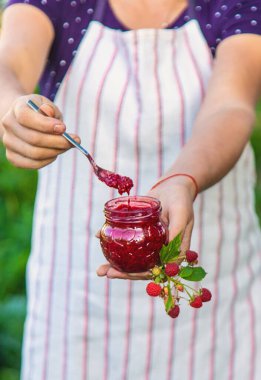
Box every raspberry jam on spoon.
[27,100,133,194]
[97,169,133,195]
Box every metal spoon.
[27,100,133,194]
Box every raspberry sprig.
[145,233,212,318]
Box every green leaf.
[167,232,182,253]
[165,284,174,313]
[179,266,193,278]
[184,267,207,282]
[154,276,161,284]
[159,244,169,262]
[159,233,182,264]
[160,248,179,264]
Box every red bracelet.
[150,173,199,200]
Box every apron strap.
[187,0,197,20]
[93,0,108,23]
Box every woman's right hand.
[1,94,81,169]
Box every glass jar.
[100,196,167,273]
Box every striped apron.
[21,1,261,379]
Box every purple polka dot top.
[6,0,261,101]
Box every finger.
[3,131,67,160]
[39,103,64,121]
[6,148,55,169]
[13,102,66,135]
[180,218,194,253]
[96,264,151,280]
[4,119,80,149]
[167,206,187,242]
[40,96,63,119]
[96,263,110,276]
[38,103,52,117]
[39,103,55,118]
[28,95,63,120]
[106,267,151,280]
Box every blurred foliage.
[0,297,26,379]
[251,104,261,220]
[0,145,37,379]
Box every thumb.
[167,208,187,243]
[39,102,63,121]
[39,103,55,117]
[37,94,63,120]
[180,219,194,253]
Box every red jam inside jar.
[100,196,167,273]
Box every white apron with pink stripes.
[21,16,261,380]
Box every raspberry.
[165,262,180,277]
[168,305,180,318]
[190,296,203,308]
[186,250,198,263]
[146,282,162,297]
[200,288,212,302]
[176,284,184,292]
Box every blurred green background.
[0,108,260,380]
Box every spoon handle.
[62,131,91,158]
[26,100,93,159]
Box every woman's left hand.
[96,175,196,280]
[96,263,152,280]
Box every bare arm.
[0,4,54,137]
[98,34,261,279]
[148,33,261,242]
[162,34,261,193]
[0,4,80,168]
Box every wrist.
[151,173,198,201]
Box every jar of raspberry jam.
[100,196,167,273]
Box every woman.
[0,0,261,379]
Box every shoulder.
[190,0,261,52]
[5,0,65,29]
[4,0,95,30]
[214,1,261,37]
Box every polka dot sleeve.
[220,1,261,39]
[5,0,64,30]
[190,1,261,53]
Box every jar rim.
[104,195,161,221]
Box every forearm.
[163,103,255,194]
[0,62,27,139]
[0,4,56,141]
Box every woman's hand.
[149,175,195,253]
[96,175,195,280]
[1,94,80,169]
[97,264,152,280]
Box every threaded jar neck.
[104,196,161,223]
